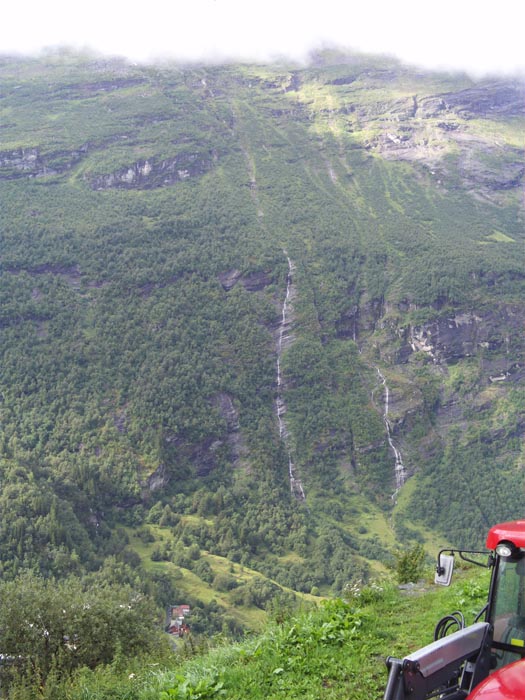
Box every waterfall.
[375,368,407,498]
[276,256,294,387]
[276,254,305,501]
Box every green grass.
[127,526,320,632]
[484,230,516,243]
[57,566,490,700]
[393,476,453,556]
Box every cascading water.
[236,144,304,500]
[375,368,407,499]
[276,253,305,501]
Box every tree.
[395,544,426,584]
[0,574,163,692]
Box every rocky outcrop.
[87,151,214,190]
[452,136,525,191]
[210,392,249,469]
[396,305,525,377]
[241,271,273,292]
[145,463,169,493]
[217,268,273,292]
[432,82,525,118]
[212,392,240,431]
[218,269,242,291]
[6,264,82,291]
[408,82,525,120]
[0,136,128,180]
[284,71,302,92]
[328,75,358,86]
[356,79,525,197]
[0,146,87,179]
[0,148,41,176]
[369,120,525,194]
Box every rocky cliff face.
[404,305,525,371]
[87,151,215,190]
[349,80,525,198]
[424,82,525,118]
[0,146,87,178]
[363,297,525,473]
[217,269,274,292]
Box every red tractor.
[384,520,525,700]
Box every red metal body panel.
[467,658,525,699]
[486,521,525,550]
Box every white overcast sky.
[2,0,525,76]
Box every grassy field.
[53,564,490,700]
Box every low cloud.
[2,0,525,76]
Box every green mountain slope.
[1,50,524,619]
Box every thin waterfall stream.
[236,142,305,500]
[375,368,407,499]
[276,253,305,501]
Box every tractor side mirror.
[435,553,455,586]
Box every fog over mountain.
[3,0,525,75]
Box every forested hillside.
[1,49,524,626]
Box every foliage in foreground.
[0,574,165,697]
[4,569,489,700]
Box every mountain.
[1,49,524,621]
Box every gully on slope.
[276,253,305,501]
[375,368,407,500]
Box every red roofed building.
[166,605,191,637]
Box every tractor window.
[490,556,525,667]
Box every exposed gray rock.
[437,82,525,118]
[210,392,249,469]
[0,147,40,173]
[146,463,169,492]
[360,79,525,198]
[241,270,273,292]
[211,392,240,432]
[407,305,525,369]
[218,269,242,290]
[0,147,68,178]
[217,269,273,292]
[87,152,213,190]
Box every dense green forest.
[0,50,524,691]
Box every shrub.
[0,573,161,693]
[395,544,426,584]
[212,574,238,592]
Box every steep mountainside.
[1,50,524,619]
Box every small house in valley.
[166,604,191,636]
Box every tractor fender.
[467,658,525,699]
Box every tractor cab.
[384,520,525,700]
[435,520,525,669]
[484,521,525,669]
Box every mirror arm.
[436,549,493,575]
[458,549,493,568]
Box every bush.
[212,574,238,592]
[160,672,226,700]
[395,544,426,584]
[193,559,214,584]
[0,574,162,693]
[137,527,155,543]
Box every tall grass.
[26,569,488,700]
